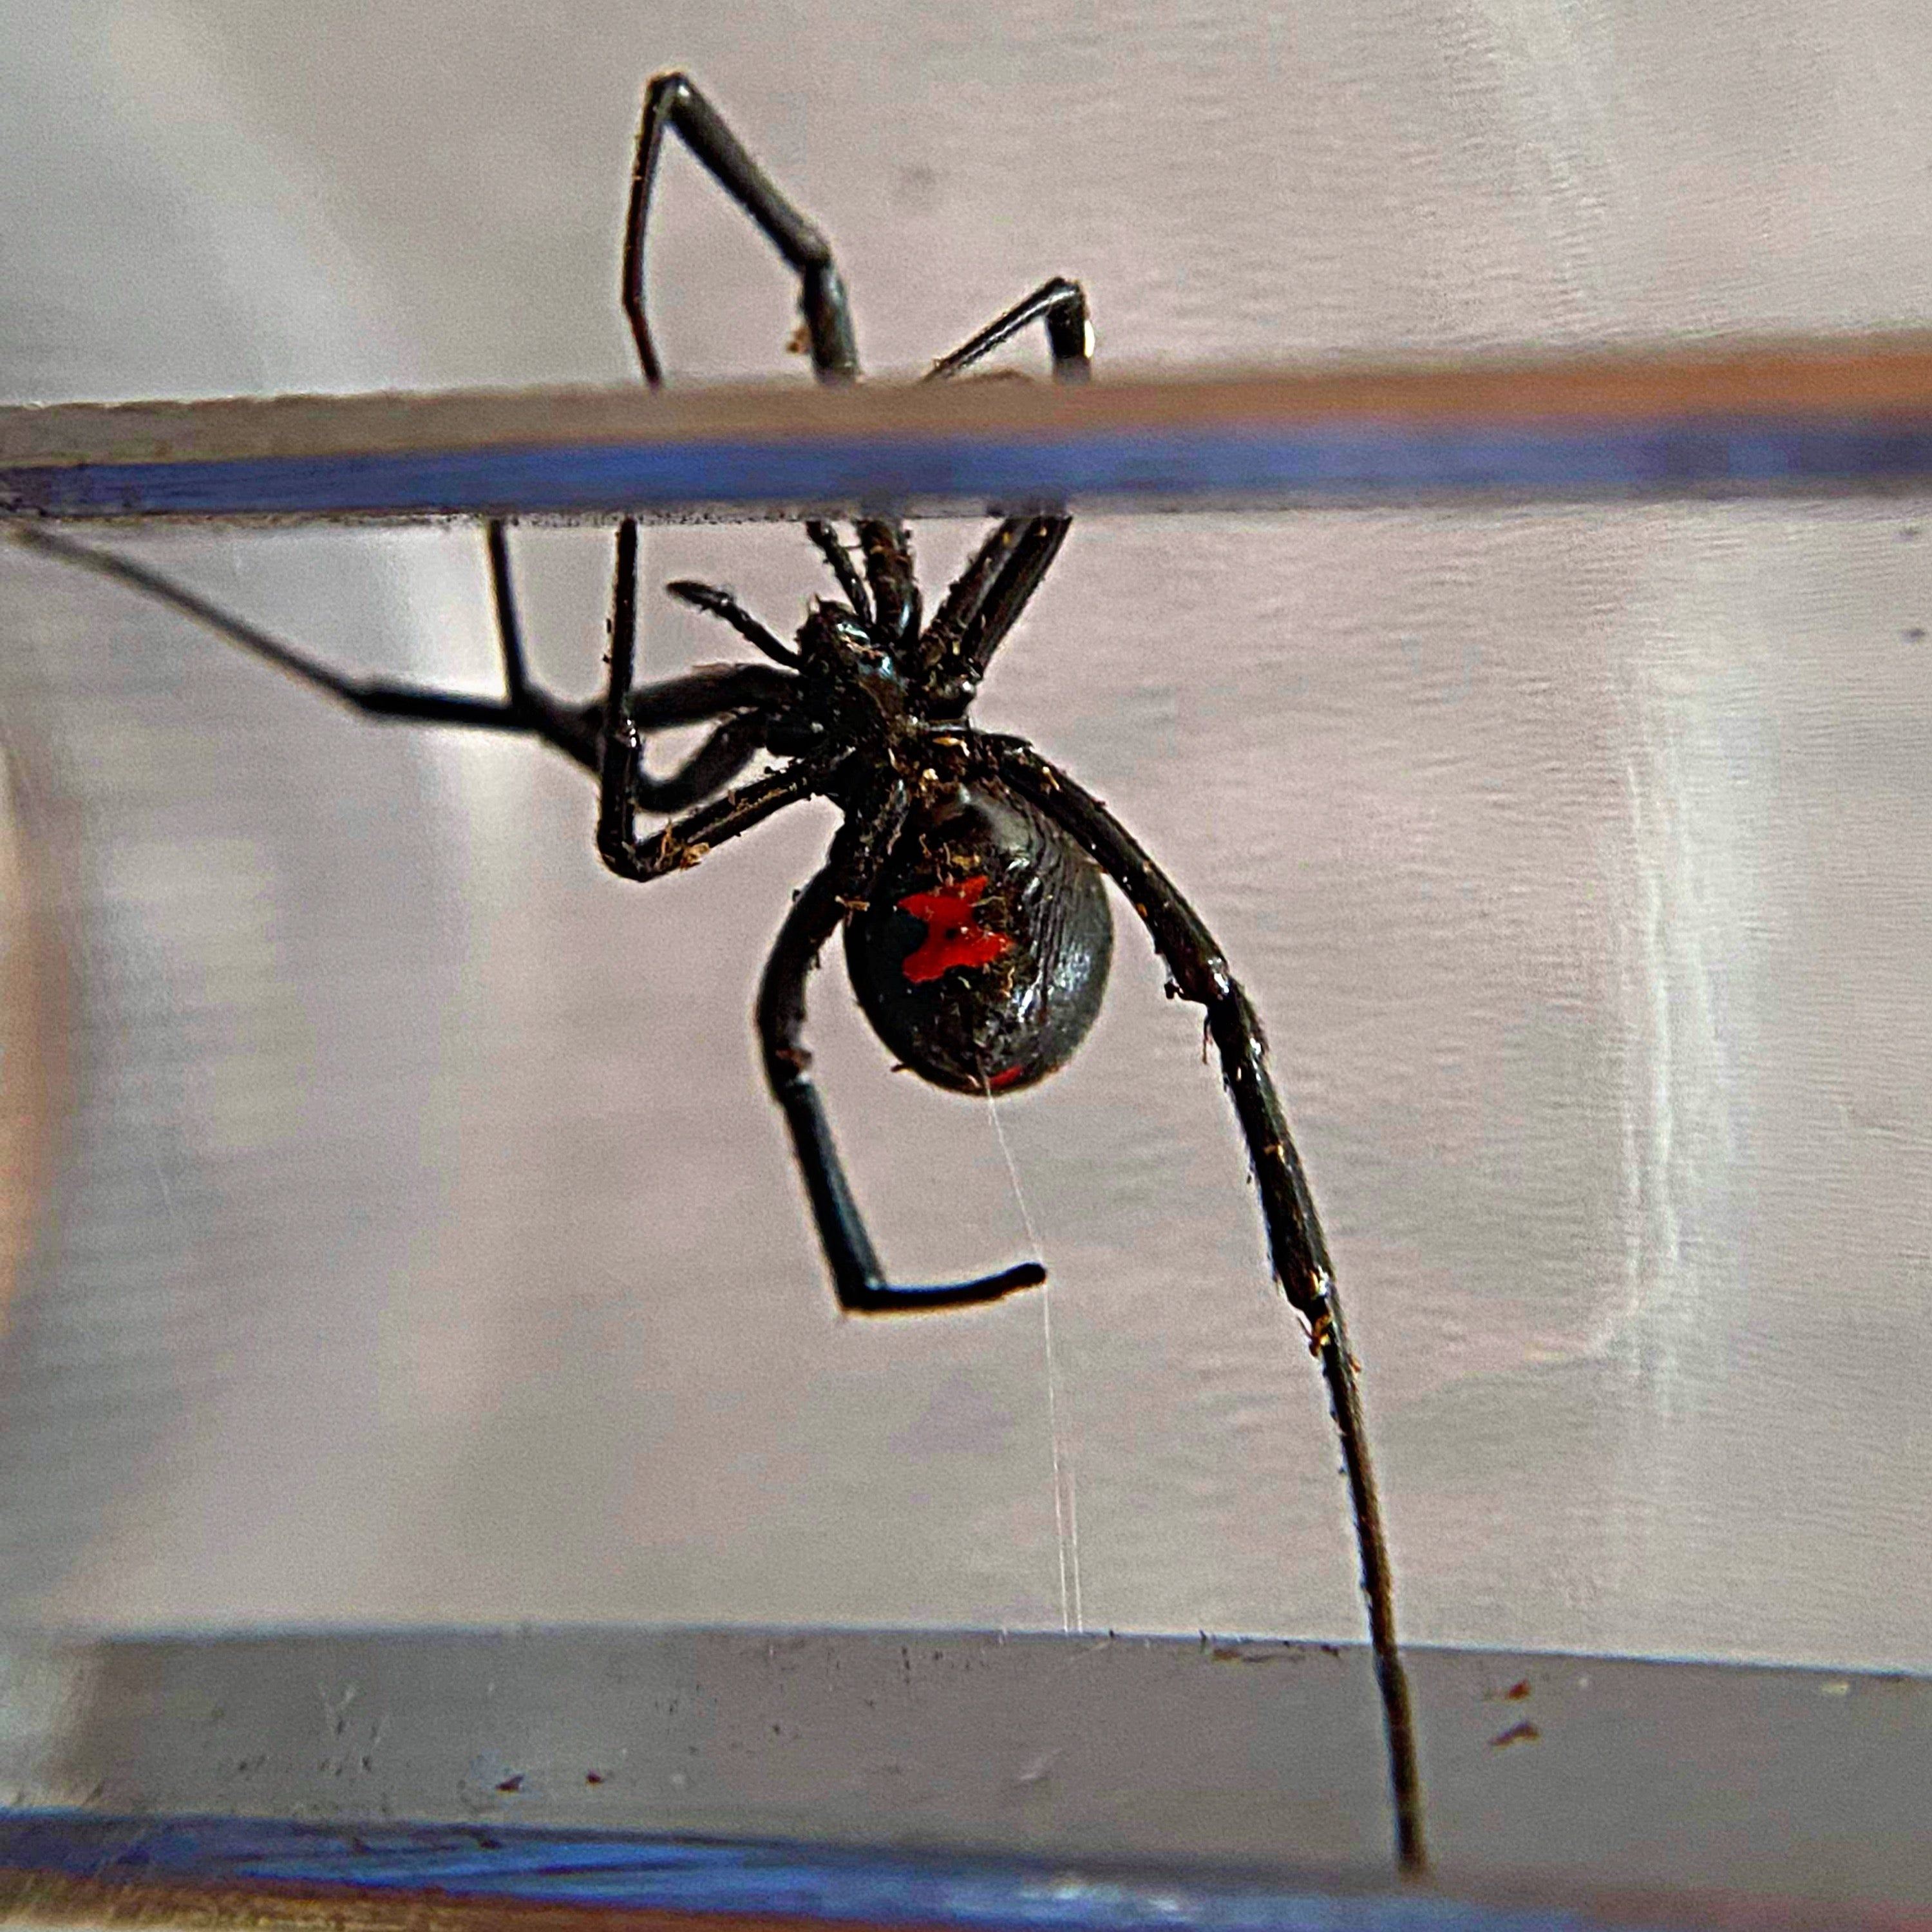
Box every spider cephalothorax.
[14,68,1425,1877]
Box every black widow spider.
[16,72,1425,1877]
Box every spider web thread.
[983,1084,1083,1635]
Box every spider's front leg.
[912,280,1089,691]
[620,71,918,646]
[623,70,855,386]
[755,804,1047,1314]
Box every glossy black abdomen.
[844,784,1112,1095]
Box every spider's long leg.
[14,524,538,737]
[620,72,916,647]
[803,520,872,623]
[623,70,857,386]
[486,520,531,706]
[942,517,1071,688]
[924,276,1092,384]
[599,754,826,883]
[596,518,825,878]
[983,735,1427,1880]
[665,580,800,667]
[535,661,795,784]
[916,280,1089,685]
[918,515,1066,690]
[489,518,691,773]
[757,806,1047,1313]
[10,523,782,793]
[623,663,798,732]
[628,710,773,815]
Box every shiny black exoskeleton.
[15,71,1425,1875]
[846,786,1113,1096]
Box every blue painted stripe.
[0,1810,1611,1932]
[5,418,1932,518]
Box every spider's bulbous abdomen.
[844,784,1112,1095]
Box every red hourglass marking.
[899,875,1011,985]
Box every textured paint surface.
[0,1,1929,1672]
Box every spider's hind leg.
[982,734,1428,1879]
[757,809,1046,1314]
